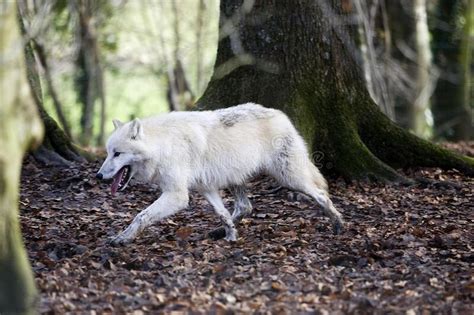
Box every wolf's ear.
[113,119,124,130]
[129,118,144,140]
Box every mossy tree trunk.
[197,0,474,181]
[17,0,86,166]
[0,3,43,313]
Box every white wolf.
[96,103,344,245]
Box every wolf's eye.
[114,152,121,157]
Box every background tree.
[196,0,207,92]
[356,0,435,138]
[0,3,42,313]
[430,0,473,140]
[31,36,72,139]
[166,1,196,111]
[18,0,85,165]
[197,0,473,181]
[73,0,106,145]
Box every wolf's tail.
[310,163,328,192]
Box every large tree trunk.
[0,3,43,313]
[197,0,473,180]
[430,0,473,140]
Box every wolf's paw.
[108,234,132,247]
[332,220,345,235]
[224,235,238,242]
[208,227,226,240]
[224,230,238,242]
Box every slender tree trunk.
[0,3,42,313]
[18,0,86,165]
[171,0,181,71]
[97,64,106,145]
[460,0,473,138]
[412,0,434,138]
[167,1,195,111]
[78,2,94,145]
[198,0,473,180]
[75,0,102,146]
[430,0,473,140]
[33,40,73,139]
[196,0,206,93]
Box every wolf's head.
[96,118,147,195]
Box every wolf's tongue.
[111,167,125,196]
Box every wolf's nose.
[96,173,103,180]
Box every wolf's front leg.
[110,191,189,246]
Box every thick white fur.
[97,103,343,245]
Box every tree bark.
[197,0,473,180]
[0,3,42,313]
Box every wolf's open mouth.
[111,165,132,195]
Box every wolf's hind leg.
[208,185,252,240]
[110,191,189,246]
[231,185,253,222]
[271,162,344,234]
[300,185,344,235]
[202,190,238,242]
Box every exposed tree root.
[32,147,72,167]
[34,107,87,165]
[358,107,474,176]
[414,177,463,189]
[332,136,411,183]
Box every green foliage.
[39,0,219,146]
[42,71,168,140]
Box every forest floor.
[19,142,473,314]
